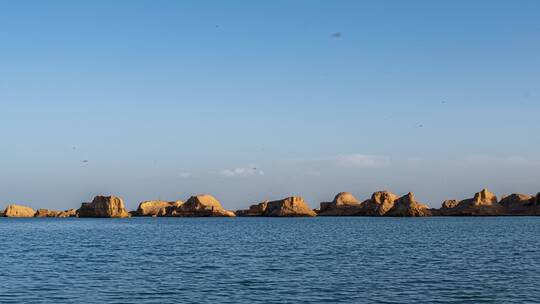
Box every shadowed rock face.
[235,201,269,216]
[359,191,399,216]
[136,200,183,216]
[438,189,504,216]
[157,201,183,216]
[263,197,316,217]
[34,208,77,218]
[386,192,431,217]
[318,192,362,216]
[78,196,130,218]
[164,195,235,217]
[3,204,36,217]
[499,193,539,215]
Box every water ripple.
[1,217,539,303]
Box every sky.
[1,0,539,210]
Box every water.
[1,217,539,304]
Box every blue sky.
[1,0,539,210]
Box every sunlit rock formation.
[163,195,235,217]
[385,192,431,217]
[34,208,77,218]
[3,204,36,217]
[359,191,399,216]
[438,189,504,216]
[237,196,316,217]
[264,196,317,217]
[317,192,362,216]
[136,200,183,216]
[78,196,130,218]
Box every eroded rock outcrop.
[264,196,316,217]
[499,193,539,215]
[78,196,130,218]
[441,200,459,209]
[386,192,431,217]
[3,204,36,217]
[164,195,235,217]
[235,201,269,216]
[318,192,362,216]
[34,209,60,217]
[34,208,77,218]
[438,189,504,216]
[359,191,399,216]
[136,200,183,216]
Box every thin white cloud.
[335,154,390,168]
[213,167,265,177]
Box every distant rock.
[318,192,362,216]
[235,201,269,216]
[136,200,183,216]
[441,200,459,209]
[164,195,235,217]
[264,196,316,217]
[474,188,498,205]
[156,201,184,216]
[359,191,399,216]
[34,208,77,218]
[78,196,130,218]
[35,209,60,217]
[386,192,431,217]
[499,193,539,215]
[58,209,78,217]
[438,189,504,216]
[3,204,36,217]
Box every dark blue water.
[1,217,539,303]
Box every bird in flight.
[331,32,342,38]
[82,160,89,163]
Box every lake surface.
[1,217,539,303]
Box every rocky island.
[2,188,540,218]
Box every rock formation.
[3,204,36,217]
[264,197,316,217]
[156,201,184,216]
[78,196,130,218]
[441,200,459,209]
[34,208,77,218]
[237,197,316,217]
[235,201,269,216]
[386,192,431,217]
[136,200,183,216]
[318,192,362,216]
[499,193,539,215]
[359,191,399,216]
[163,195,235,217]
[59,209,78,217]
[34,209,60,217]
[438,189,504,216]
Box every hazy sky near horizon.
[1,0,540,210]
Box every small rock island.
[2,188,540,218]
